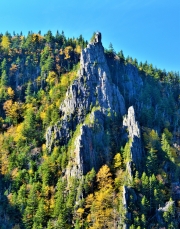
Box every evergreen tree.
[146,148,158,175]
[33,198,46,227]
[1,58,7,72]
[23,184,38,229]
[0,70,8,100]
[25,81,34,103]
[141,196,149,215]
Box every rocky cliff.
[106,54,143,105]
[123,106,143,171]
[46,32,144,177]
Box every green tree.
[117,50,125,61]
[53,178,66,219]
[163,199,177,228]
[146,148,158,175]
[141,196,149,215]
[141,172,149,196]
[33,198,46,227]
[17,184,26,213]
[23,184,38,229]
[25,81,34,103]
[108,42,114,53]
[141,214,147,228]
[1,58,7,72]
[0,70,8,100]
[45,30,54,44]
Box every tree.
[25,81,33,103]
[161,133,173,160]
[141,214,147,228]
[146,147,158,175]
[23,184,38,229]
[96,165,113,189]
[1,58,7,72]
[7,87,15,99]
[1,35,10,49]
[3,100,23,124]
[133,171,141,191]
[163,199,177,228]
[17,184,26,213]
[108,42,114,53]
[22,107,38,144]
[46,71,58,87]
[64,46,73,60]
[90,32,96,43]
[44,56,54,72]
[123,140,132,163]
[117,50,125,63]
[33,198,46,227]
[45,30,54,44]
[1,70,8,87]
[163,128,172,144]
[85,165,116,228]
[141,172,149,196]
[141,196,149,215]
[53,178,66,219]
[0,70,8,100]
[113,153,123,169]
[84,168,96,194]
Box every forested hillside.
[0,31,179,229]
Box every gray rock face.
[94,32,102,44]
[59,40,125,119]
[46,35,126,175]
[123,106,143,170]
[121,186,133,229]
[106,57,143,103]
[66,110,110,177]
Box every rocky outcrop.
[122,186,129,229]
[46,32,126,175]
[121,186,137,229]
[123,106,143,170]
[158,200,174,213]
[66,110,111,177]
[106,56,143,104]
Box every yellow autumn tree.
[3,99,23,124]
[64,46,73,59]
[85,165,117,229]
[96,164,113,189]
[1,35,10,49]
[113,153,123,169]
[46,71,58,87]
[14,123,26,143]
[7,87,15,99]
[74,45,81,54]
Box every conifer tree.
[23,184,38,229]
[0,70,8,100]
[33,198,46,227]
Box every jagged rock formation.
[123,106,143,170]
[106,56,143,104]
[122,186,130,229]
[121,186,137,229]
[66,110,111,177]
[46,32,126,176]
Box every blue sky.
[0,0,180,72]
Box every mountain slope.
[0,31,179,228]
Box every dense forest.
[0,31,179,229]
